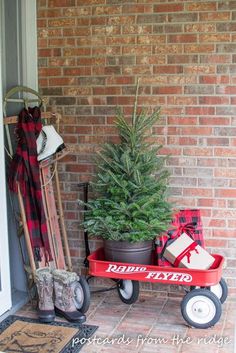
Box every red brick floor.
[16,288,235,353]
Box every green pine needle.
[80,80,172,242]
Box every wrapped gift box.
[156,208,205,267]
[163,232,215,270]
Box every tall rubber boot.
[53,269,86,323]
[35,267,55,323]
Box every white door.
[0,0,38,316]
[0,37,12,316]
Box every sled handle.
[3,86,43,116]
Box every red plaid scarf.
[8,107,52,261]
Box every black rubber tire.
[117,280,139,304]
[181,288,222,329]
[209,278,228,304]
[190,277,228,304]
[73,276,91,314]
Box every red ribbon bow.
[174,242,199,267]
[169,222,196,239]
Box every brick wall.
[37,0,236,294]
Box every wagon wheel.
[181,288,222,329]
[207,278,228,304]
[117,280,139,304]
[72,276,91,313]
[190,277,228,304]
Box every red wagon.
[78,183,228,329]
[88,248,228,329]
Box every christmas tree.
[82,82,172,242]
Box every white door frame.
[0,0,38,317]
[0,18,12,317]
[21,0,38,90]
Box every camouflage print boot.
[35,267,55,323]
[53,269,86,323]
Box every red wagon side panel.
[88,248,224,287]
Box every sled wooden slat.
[39,169,57,269]
[55,166,73,272]
[4,112,62,125]
[17,183,36,274]
[41,164,66,270]
[39,147,74,167]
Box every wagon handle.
[78,182,90,267]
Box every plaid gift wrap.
[156,209,205,267]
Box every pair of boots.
[35,268,85,324]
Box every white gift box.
[163,232,215,270]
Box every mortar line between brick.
[85,287,118,353]
[136,296,170,353]
[95,296,135,353]
[86,288,110,320]
[219,300,230,353]
[108,300,134,335]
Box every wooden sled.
[3,86,72,276]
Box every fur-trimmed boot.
[53,269,86,323]
[35,267,55,323]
